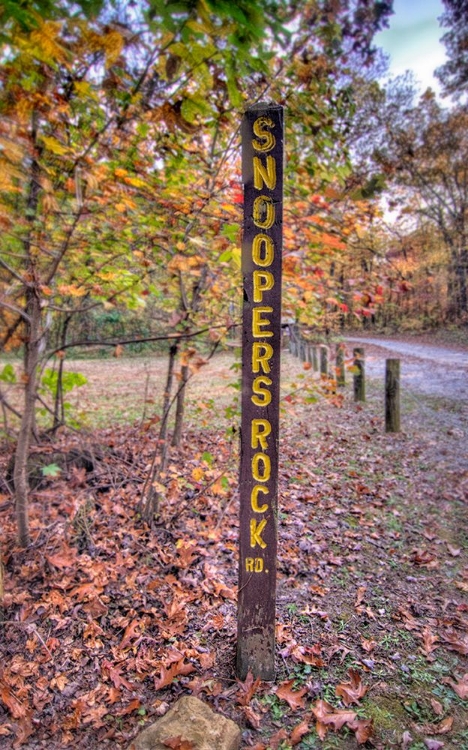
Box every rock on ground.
[127,695,241,750]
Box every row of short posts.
[287,329,400,433]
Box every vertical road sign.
[236,103,284,680]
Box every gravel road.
[346,336,468,401]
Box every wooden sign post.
[236,103,283,680]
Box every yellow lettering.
[252,116,276,152]
[251,485,269,513]
[252,452,271,482]
[251,418,271,450]
[252,234,274,267]
[252,376,272,406]
[253,270,274,302]
[245,557,254,572]
[255,558,264,572]
[250,518,267,548]
[252,342,273,374]
[253,155,276,190]
[252,306,273,337]
[253,195,275,229]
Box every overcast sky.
[375,0,447,93]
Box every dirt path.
[346,336,468,400]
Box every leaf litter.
[0,350,467,748]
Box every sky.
[375,0,447,94]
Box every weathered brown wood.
[353,347,365,402]
[320,345,329,377]
[299,339,306,362]
[336,343,346,387]
[237,103,283,681]
[312,345,318,372]
[385,358,400,432]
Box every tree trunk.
[172,363,189,447]
[14,290,42,547]
[140,342,178,521]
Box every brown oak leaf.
[154,659,194,690]
[348,718,374,744]
[335,669,368,705]
[163,737,194,750]
[290,718,311,745]
[311,699,356,740]
[276,679,307,710]
[448,673,468,699]
[236,670,261,707]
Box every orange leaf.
[276,679,307,711]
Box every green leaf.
[202,451,214,466]
[41,463,62,477]
[0,363,16,383]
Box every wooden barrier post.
[336,343,346,387]
[237,103,283,680]
[320,345,329,377]
[353,347,365,402]
[385,358,400,432]
[312,345,318,372]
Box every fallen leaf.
[420,627,439,656]
[430,698,443,716]
[163,737,195,750]
[361,638,377,653]
[290,718,310,745]
[267,729,288,749]
[242,705,261,729]
[276,680,307,710]
[411,549,439,568]
[442,630,468,655]
[424,740,444,750]
[119,619,141,650]
[448,673,468,699]
[335,669,367,705]
[348,718,373,744]
[418,716,453,735]
[236,670,261,707]
[311,699,356,740]
[402,730,413,749]
[0,684,30,719]
[154,659,194,691]
[355,586,367,607]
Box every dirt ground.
[0,335,467,749]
